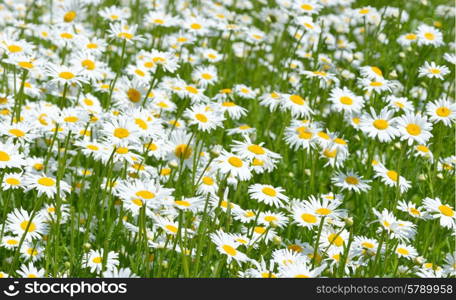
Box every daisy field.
[0,0,454,278]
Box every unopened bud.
[272,236,282,245]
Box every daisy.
[0,142,25,168]
[396,113,433,146]
[234,84,257,99]
[2,172,24,190]
[360,66,384,80]
[17,262,45,278]
[385,95,414,113]
[184,104,224,132]
[211,230,249,264]
[426,98,456,126]
[46,63,87,87]
[280,93,313,118]
[20,242,44,262]
[108,22,143,44]
[215,150,252,181]
[6,208,47,241]
[418,61,450,80]
[259,92,283,111]
[359,77,393,93]
[24,173,71,198]
[397,32,418,47]
[258,211,288,228]
[248,184,289,208]
[231,137,281,163]
[101,116,140,145]
[320,227,349,253]
[2,235,20,249]
[84,249,119,273]
[373,163,411,193]
[217,101,248,120]
[359,107,398,143]
[303,195,346,220]
[192,65,218,87]
[153,216,180,236]
[397,200,427,219]
[278,261,326,278]
[291,202,320,228]
[331,170,371,193]
[395,244,418,260]
[329,87,364,113]
[423,197,455,229]
[103,267,139,278]
[416,24,444,47]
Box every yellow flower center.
[135,118,148,130]
[9,129,25,137]
[340,96,353,105]
[436,107,451,117]
[222,244,237,256]
[195,113,208,123]
[262,187,277,196]
[136,190,155,199]
[38,177,55,186]
[185,86,198,94]
[175,200,191,207]
[315,208,332,215]
[18,61,33,69]
[227,156,243,167]
[328,233,344,247]
[59,72,75,80]
[8,45,22,53]
[6,178,20,185]
[396,248,409,255]
[301,213,317,224]
[175,144,192,159]
[190,23,202,30]
[345,176,359,185]
[424,32,435,40]
[20,220,37,232]
[165,225,178,233]
[82,59,95,70]
[373,119,388,130]
[113,128,130,139]
[127,88,141,103]
[362,242,374,249]
[386,170,398,182]
[64,11,77,22]
[371,66,383,77]
[202,176,214,185]
[438,205,454,217]
[289,94,305,105]
[406,124,421,136]
[118,32,133,39]
[92,256,102,264]
[248,144,265,155]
